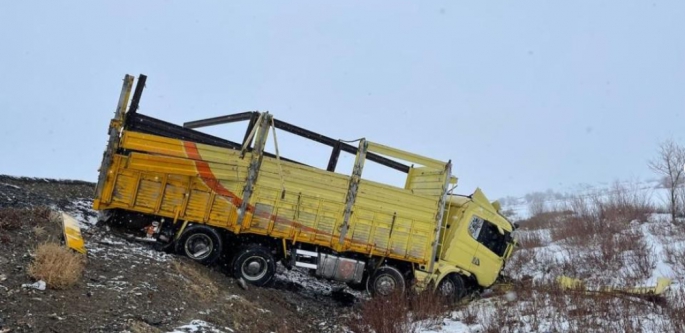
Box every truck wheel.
[232,245,276,287]
[179,225,223,265]
[366,266,405,297]
[437,274,466,303]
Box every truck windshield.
[469,216,508,257]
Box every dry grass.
[408,289,450,326]
[127,320,163,333]
[518,210,572,231]
[515,231,546,249]
[667,288,685,331]
[347,289,450,333]
[347,291,414,333]
[172,259,220,301]
[462,278,677,333]
[0,206,54,235]
[27,242,85,289]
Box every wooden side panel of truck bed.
[94,131,448,265]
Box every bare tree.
[649,139,685,224]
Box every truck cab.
[421,188,517,299]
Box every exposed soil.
[0,175,360,333]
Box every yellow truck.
[93,74,518,300]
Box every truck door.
[468,217,508,287]
[441,214,480,272]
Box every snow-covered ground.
[500,178,669,221]
[419,212,685,333]
[51,180,685,333]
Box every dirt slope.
[0,175,358,333]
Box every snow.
[419,212,685,333]
[64,199,99,230]
[62,192,684,332]
[167,320,234,333]
[0,183,21,190]
[275,265,365,299]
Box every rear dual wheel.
[178,225,223,265]
[231,245,276,287]
[366,266,406,297]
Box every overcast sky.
[1,1,683,200]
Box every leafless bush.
[624,235,656,282]
[407,290,448,326]
[528,195,547,217]
[347,291,415,333]
[515,231,545,249]
[502,248,537,277]
[600,180,654,223]
[552,182,653,245]
[347,289,451,333]
[27,242,85,289]
[0,208,26,230]
[0,206,53,231]
[480,306,510,333]
[458,304,479,325]
[519,210,573,231]
[667,288,685,331]
[664,245,685,275]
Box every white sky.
[1,1,684,200]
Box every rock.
[48,313,65,320]
[22,280,46,291]
[331,289,356,306]
[237,277,248,290]
[141,315,163,326]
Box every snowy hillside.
[420,212,685,333]
[498,178,667,220]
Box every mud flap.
[61,212,87,255]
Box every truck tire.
[232,245,276,287]
[437,274,466,303]
[366,266,405,297]
[178,225,223,265]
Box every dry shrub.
[172,259,219,301]
[480,307,510,333]
[459,304,479,325]
[479,277,675,333]
[515,231,545,249]
[407,290,448,326]
[551,182,653,246]
[550,214,614,245]
[664,245,685,275]
[624,235,656,281]
[128,320,163,333]
[502,248,537,277]
[667,288,685,331]
[601,180,654,223]
[519,210,572,231]
[0,208,25,230]
[27,242,85,289]
[0,206,53,231]
[346,287,454,333]
[347,290,416,333]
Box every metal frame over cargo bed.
[95,74,457,271]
